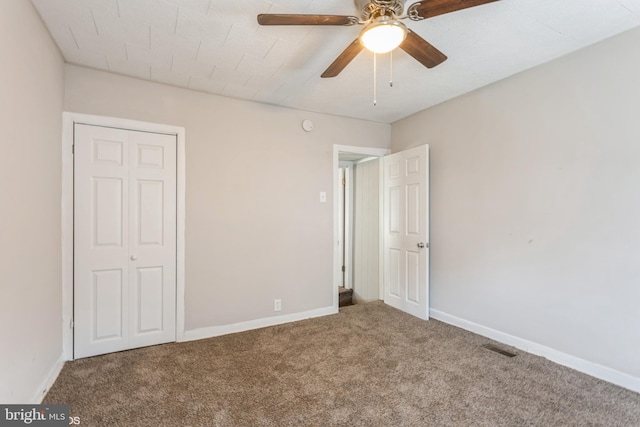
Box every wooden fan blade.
[407,0,499,20]
[321,39,364,78]
[257,14,358,26]
[400,29,447,69]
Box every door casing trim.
[62,112,186,360]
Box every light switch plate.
[320,192,327,203]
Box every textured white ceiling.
[31,0,640,123]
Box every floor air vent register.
[481,343,518,358]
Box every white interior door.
[383,145,429,319]
[74,124,176,358]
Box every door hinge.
[69,319,74,329]
[342,266,345,272]
[71,144,74,154]
[342,178,346,186]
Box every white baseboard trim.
[33,354,65,404]
[430,309,640,394]
[181,306,338,342]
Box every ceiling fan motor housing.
[356,0,406,20]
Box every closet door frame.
[61,112,186,360]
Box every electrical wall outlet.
[274,299,282,312]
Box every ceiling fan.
[258,0,499,78]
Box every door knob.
[417,242,426,249]
[131,255,137,261]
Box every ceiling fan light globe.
[360,20,407,54]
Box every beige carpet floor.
[45,302,640,426]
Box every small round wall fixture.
[302,119,314,132]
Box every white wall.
[392,27,640,382]
[0,1,65,403]
[64,65,390,331]
[352,159,381,302]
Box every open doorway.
[333,145,390,309]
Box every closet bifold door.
[73,124,177,359]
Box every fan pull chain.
[373,52,377,106]
[390,50,393,87]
